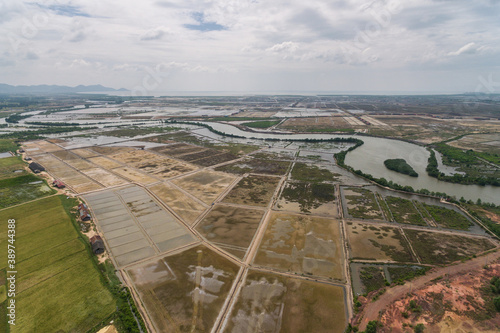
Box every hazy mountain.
[0,84,128,94]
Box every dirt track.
[356,247,500,330]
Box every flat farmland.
[70,148,100,158]
[223,270,346,333]
[279,116,354,132]
[88,146,131,155]
[126,246,238,333]
[111,167,159,185]
[82,168,128,187]
[404,229,495,265]
[384,196,426,226]
[0,196,115,332]
[346,222,415,262]
[196,204,264,259]
[0,156,27,180]
[254,213,345,280]
[222,175,280,207]
[33,154,102,193]
[215,158,291,175]
[149,182,207,225]
[276,181,337,215]
[0,174,56,209]
[88,155,124,169]
[84,185,197,267]
[23,140,62,154]
[447,133,500,154]
[150,142,205,157]
[133,158,198,179]
[342,187,384,220]
[172,170,236,204]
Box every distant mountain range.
[0,84,128,94]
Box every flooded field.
[223,271,346,333]
[276,181,337,216]
[254,213,345,280]
[404,229,496,265]
[149,182,207,225]
[342,187,384,220]
[127,246,239,333]
[196,204,265,259]
[173,170,237,205]
[222,175,281,207]
[346,222,415,263]
[84,185,197,267]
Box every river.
[194,121,500,205]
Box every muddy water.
[195,122,499,205]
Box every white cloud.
[448,42,484,56]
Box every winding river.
[195,121,500,205]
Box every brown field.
[215,158,290,176]
[127,246,239,333]
[149,182,207,225]
[404,229,496,265]
[346,222,415,263]
[224,270,347,333]
[111,167,159,185]
[172,170,236,204]
[222,175,280,207]
[32,154,102,193]
[69,148,100,158]
[191,152,239,167]
[24,140,62,153]
[62,157,96,171]
[447,133,500,154]
[51,150,79,160]
[196,204,264,257]
[88,146,131,155]
[108,149,160,164]
[150,143,205,157]
[133,159,198,179]
[279,116,355,131]
[82,168,128,187]
[254,213,345,280]
[232,111,277,118]
[343,187,384,220]
[88,156,124,169]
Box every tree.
[414,323,425,333]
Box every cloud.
[140,27,170,41]
[184,11,226,31]
[38,4,91,18]
[448,42,483,56]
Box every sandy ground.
[97,324,118,333]
[354,249,500,331]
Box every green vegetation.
[280,182,335,213]
[0,139,19,153]
[414,323,425,333]
[384,158,418,177]
[421,203,472,230]
[464,203,500,238]
[0,174,56,209]
[404,229,494,265]
[376,193,393,222]
[344,188,384,220]
[0,126,97,141]
[0,196,116,332]
[384,197,426,226]
[5,113,32,123]
[490,277,500,312]
[216,158,290,175]
[291,163,339,182]
[241,120,281,128]
[365,320,381,333]
[426,146,499,186]
[102,126,181,137]
[0,155,27,180]
[359,266,386,294]
[387,266,430,285]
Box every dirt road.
[356,248,500,330]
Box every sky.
[1,0,499,94]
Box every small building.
[52,179,65,188]
[28,162,45,173]
[24,157,32,161]
[78,203,91,221]
[90,235,105,255]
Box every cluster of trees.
[5,113,32,123]
[426,149,500,186]
[0,126,95,141]
[384,158,418,177]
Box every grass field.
[277,181,336,215]
[343,188,384,220]
[291,162,339,182]
[404,229,495,265]
[0,156,27,180]
[0,174,56,209]
[222,175,280,207]
[215,158,290,175]
[359,266,386,294]
[346,222,415,262]
[0,139,18,153]
[224,270,347,333]
[241,120,281,128]
[384,196,426,226]
[0,196,115,332]
[421,203,473,230]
